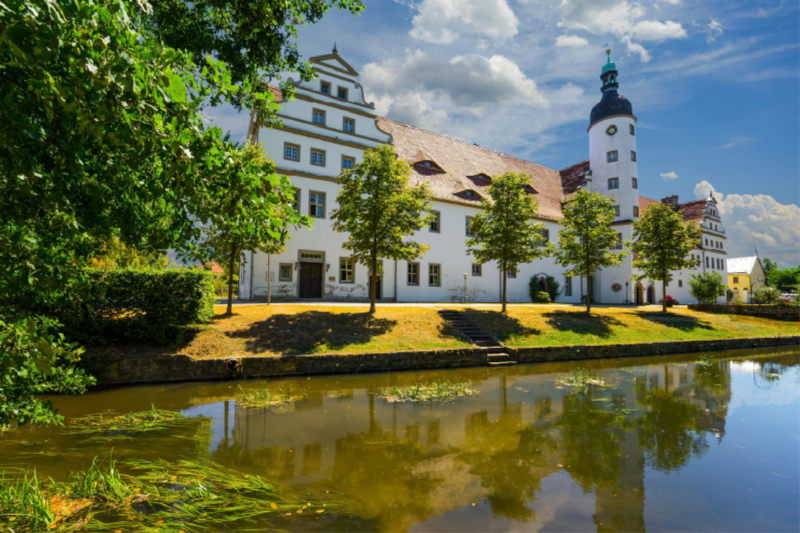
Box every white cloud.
[623,38,651,62]
[706,18,723,43]
[660,171,679,180]
[721,136,755,149]
[409,0,519,44]
[556,35,589,48]
[694,180,800,267]
[628,20,687,41]
[362,50,548,112]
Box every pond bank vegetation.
[379,380,477,403]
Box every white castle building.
[239,48,728,305]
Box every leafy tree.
[752,286,781,305]
[144,0,364,113]
[552,190,628,313]
[332,145,432,314]
[466,173,552,313]
[631,201,702,312]
[198,145,309,315]
[767,265,800,293]
[688,272,726,304]
[88,237,171,270]
[762,257,777,284]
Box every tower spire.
[333,42,338,54]
[600,49,619,93]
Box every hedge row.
[59,268,216,344]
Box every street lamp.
[463,273,468,304]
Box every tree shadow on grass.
[542,311,625,339]
[223,311,398,355]
[460,309,540,343]
[635,312,715,332]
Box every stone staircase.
[438,310,516,367]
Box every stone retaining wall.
[688,304,800,322]
[81,335,800,386]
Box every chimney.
[660,195,679,208]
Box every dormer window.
[414,160,443,172]
[423,161,431,167]
[464,190,474,198]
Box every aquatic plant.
[556,368,606,395]
[63,404,201,438]
[379,380,477,403]
[237,384,307,408]
[0,456,349,531]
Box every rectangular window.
[312,109,325,125]
[608,178,619,189]
[507,269,516,279]
[678,280,683,288]
[292,189,300,212]
[284,143,299,161]
[428,264,440,286]
[465,216,475,237]
[613,205,620,217]
[607,151,618,162]
[631,151,637,162]
[337,86,348,100]
[472,263,482,277]
[430,211,440,233]
[615,232,623,250]
[407,263,419,285]
[632,177,638,189]
[341,156,355,171]
[320,81,331,95]
[633,206,639,217]
[310,149,325,166]
[339,258,354,283]
[564,276,572,296]
[343,118,355,133]
[706,257,709,268]
[279,263,293,282]
[540,229,550,245]
[309,191,325,218]
[733,276,739,284]
[630,124,635,135]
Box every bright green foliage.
[89,237,171,270]
[197,144,310,314]
[467,172,552,313]
[0,0,280,311]
[631,201,702,312]
[332,145,433,313]
[144,0,364,112]
[767,265,800,293]
[752,286,781,305]
[0,315,95,429]
[529,275,560,303]
[56,268,216,344]
[688,272,726,304]
[762,257,777,284]
[553,190,628,313]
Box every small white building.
[239,48,728,305]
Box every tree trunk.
[267,253,271,305]
[226,244,237,315]
[586,271,592,314]
[502,268,507,313]
[662,278,667,313]
[369,253,377,314]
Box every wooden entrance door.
[369,276,382,301]
[647,285,655,304]
[635,283,644,305]
[299,262,322,298]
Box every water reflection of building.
[215,357,733,531]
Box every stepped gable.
[559,160,590,196]
[639,195,658,211]
[676,199,708,222]
[376,118,566,220]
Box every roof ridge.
[677,199,707,207]
[377,117,558,174]
[559,159,590,174]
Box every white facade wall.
[589,115,639,223]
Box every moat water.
[2,346,799,532]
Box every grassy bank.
[455,306,799,347]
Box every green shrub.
[529,275,560,303]
[535,291,551,304]
[59,268,216,344]
[752,286,780,305]
[688,271,726,304]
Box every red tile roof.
[376,118,568,220]
[639,195,659,211]
[677,199,708,222]
[197,261,225,274]
[559,160,590,196]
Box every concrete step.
[475,341,501,347]
[487,353,509,360]
[486,346,508,354]
[488,361,518,367]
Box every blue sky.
[208,0,800,266]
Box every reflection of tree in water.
[459,406,556,523]
[693,358,731,396]
[555,393,629,493]
[327,395,443,532]
[636,386,709,472]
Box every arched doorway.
[647,285,655,304]
[742,289,749,304]
[635,283,644,305]
[539,277,547,293]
